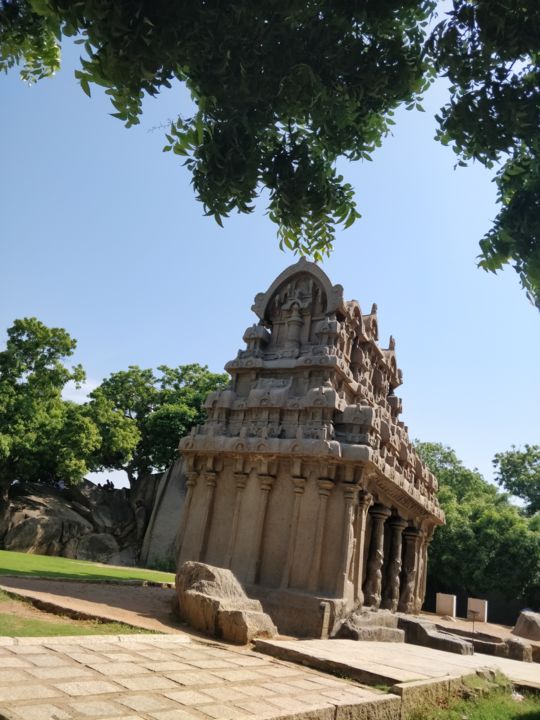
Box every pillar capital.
[370,503,392,520]
[292,476,307,493]
[317,479,335,496]
[257,473,275,492]
[389,515,408,530]
[342,484,358,502]
[233,471,249,490]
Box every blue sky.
[1,39,539,488]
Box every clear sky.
[1,39,539,488]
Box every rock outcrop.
[513,610,540,642]
[176,561,277,644]
[2,480,147,565]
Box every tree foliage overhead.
[1,2,539,302]
[416,442,540,607]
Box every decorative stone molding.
[175,259,444,636]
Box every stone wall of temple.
[174,258,444,636]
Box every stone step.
[345,626,405,642]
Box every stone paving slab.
[255,639,540,689]
[0,635,394,720]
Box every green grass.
[0,589,152,637]
[0,612,150,637]
[414,690,540,720]
[0,549,175,584]
[409,676,540,720]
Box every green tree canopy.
[416,441,540,606]
[493,444,540,517]
[87,363,229,487]
[0,318,139,533]
[2,1,538,303]
[0,319,120,532]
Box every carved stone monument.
[175,259,444,636]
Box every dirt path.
[0,576,189,635]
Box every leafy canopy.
[0,319,104,503]
[417,441,540,606]
[1,1,433,256]
[493,444,540,517]
[2,1,539,302]
[87,363,229,486]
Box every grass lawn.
[415,690,540,720]
[409,675,540,720]
[0,589,152,637]
[0,549,175,584]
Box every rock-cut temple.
[174,259,444,636]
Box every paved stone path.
[256,639,540,689]
[0,635,396,720]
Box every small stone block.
[334,695,401,720]
[150,710,200,720]
[436,593,456,618]
[164,689,214,705]
[68,699,126,716]
[467,598,488,623]
[9,704,73,720]
[27,666,96,680]
[0,669,31,682]
[197,704,250,719]
[115,675,179,691]
[165,671,224,686]
[27,654,73,668]
[0,684,61,701]
[91,662,150,676]
[119,694,174,712]
[54,680,121,696]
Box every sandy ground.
[0,576,187,634]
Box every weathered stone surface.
[4,494,93,556]
[176,561,276,644]
[76,533,120,563]
[173,260,444,637]
[333,609,404,642]
[2,481,143,565]
[397,615,474,655]
[500,637,533,663]
[513,610,540,642]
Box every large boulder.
[176,561,277,644]
[2,481,141,565]
[4,493,93,556]
[76,533,120,564]
[512,610,540,642]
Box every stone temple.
[174,259,444,636]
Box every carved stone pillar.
[398,527,421,613]
[225,472,249,568]
[281,476,307,589]
[336,485,358,598]
[353,490,373,606]
[363,504,391,608]
[414,527,434,613]
[247,473,275,584]
[381,515,408,612]
[195,471,217,562]
[307,479,334,592]
[175,470,198,558]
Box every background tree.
[493,444,540,517]
[0,318,139,534]
[1,1,538,303]
[87,364,229,488]
[416,441,540,607]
